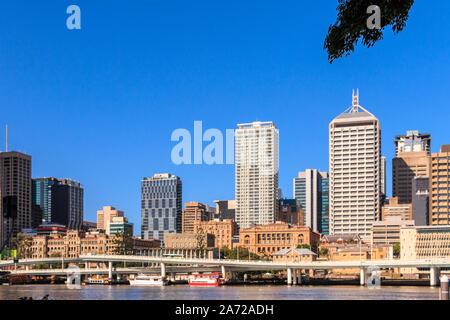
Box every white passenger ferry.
[129,274,168,286]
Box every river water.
[0,284,440,300]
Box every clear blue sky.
[1,1,449,235]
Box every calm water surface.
[0,284,439,300]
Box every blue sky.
[1,1,449,235]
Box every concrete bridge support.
[170,272,176,282]
[292,269,297,285]
[430,267,440,287]
[108,261,113,279]
[360,268,367,286]
[221,265,226,279]
[297,270,302,285]
[160,262,166,278]
[287,268,292,285]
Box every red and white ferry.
[188,273,226,286]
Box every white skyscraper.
[329,90,381,239]
[235,121,279,230]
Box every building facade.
[277,199,304,226]
[213,200,236,221]
[0,151,32,245]
[194,219,236,248]
[329,91,381,238]
[109,216,133,235]
[392,151,431,204]
[394,131,431,156]
[30,230,159,259]
[412,177,430,226]
[371,217,415,246]
[51,178,83,230]
[182,202,208,233]
[382,197,413,221]
[235,121,279,231]
[32,177,58,224]
[96,206,125,235]
[430,145,450,225]
[164,232,215,250]
[238,222,320,256]
[141,173,182,242]
[400,225,450,274]
[293,170,329,233]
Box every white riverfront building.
[235,121,279,231]
[329,90,382,239]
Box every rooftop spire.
[352,88,359,106]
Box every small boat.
[82,277,111,285]
[188,273,226,286]
[129,274,168,286]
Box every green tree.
[393,242,400,258]
[195,228,206,258]
[221,247,260,261]
[324,0,415,63]
[112,230,134,255]
[11,233,33,259]
[296,244,312,250]
[319,247,329,257]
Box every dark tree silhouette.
[324,0,415,63]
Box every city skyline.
[1,1,449,235]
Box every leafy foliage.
[324,0,414,63]
[11,233,33,259]
[393,242,400,258]
[112,230,134,255]
[221,247,261,261]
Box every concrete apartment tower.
[392,131,431,204]
[293,169,329,233]
[141,173,182,242]
[430,145,450,225]
[235,121,279,231]
[329,90,382,239]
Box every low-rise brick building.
[238,222,320,256]
[194,219,236,249]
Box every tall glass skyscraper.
[32,177,58,223]
[293,169,329,233]
[141,173,182,242]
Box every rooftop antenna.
[350,88,360,113]
[5,124,8,152]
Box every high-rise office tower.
[329,90,382,239]
[412,177,429,226]
[235,121,279,230]
[394,131,431,156]
[182,202,208,233]
[0,151,32,245]
[51,178,84,230]
[430,145,450,225]
[393,130,431,205]
[141,173,182,241]
[32,177,58,224]
[293,169,329,233]
[320,175,330,235]
[381,156,387,199]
